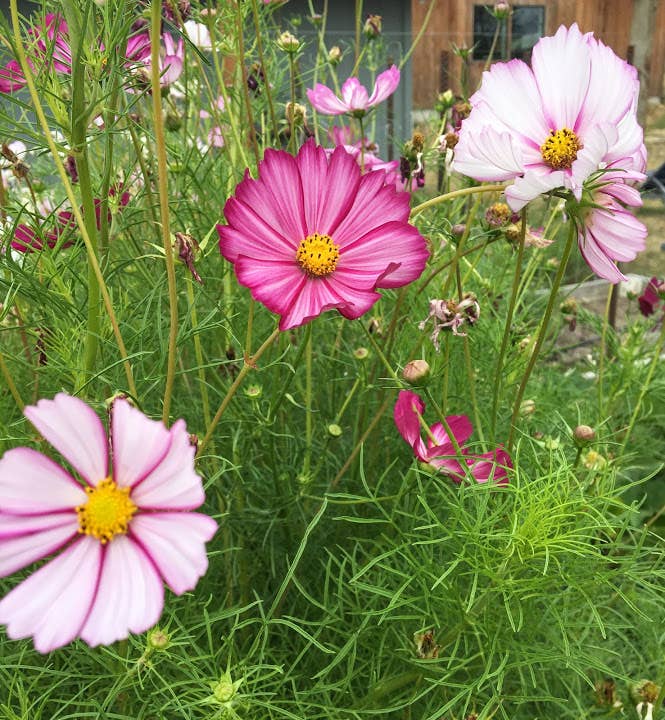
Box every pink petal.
[586,205,646,262]
[367,65,400,106]
[297,143,360,235]
[306,84,349,115]
[80,536,163,647]
[0,447,86,513]
[337,221,429,289]
[235,150,306,241]
[0,514,78,577]
[0,536,101,653]
[234,257,306,323]
[505,167,567,211]
[111,398,171,488]
[470,59,549,145]
[277,275,350,330]
[394,390,428,461]
[131,419,205,510]
[577,227,626,283]
[340,77,369,110]
[130,512,217,594]
[328,281,381,319]
[531,24,591,130]
[24,394,109,486]
[426,415,474,458]
[467,447,512,485]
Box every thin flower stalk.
[410,183,508,219]
[150,0,179,424]
[8,0,136,398]
[0,351,23,411]
[250,0,279,141]
[507,219,577,451]
[199,326,281,455]
[235,0,260,166]
[491,209,527,440]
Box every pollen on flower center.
[540,127,582,170]
[76,478,137,544]
[296,232,340,277]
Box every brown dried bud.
[363,14,382,38]
[174,232,202,284]
[485,202,511,228]
[411,132,425,153]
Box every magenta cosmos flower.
[394,390,511,484]
[307,65,400,117]
[217,140,429,330]
[125,31,184,87]
[454,24,645,211]
[638,277,664,317]
[0,394,217,653]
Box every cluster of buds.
[363,14,382,39]
[419,294,480,351]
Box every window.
[472,5,545,61]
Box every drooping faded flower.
[419,295,480,350]
[217,140,429,330]
[638,277,664,318]
[307,65,400,117]
[394,390,511,484]
[454,24,645,211]
[0,394,217,653]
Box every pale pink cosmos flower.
[394,390,511,484]
[454,24,645,211]
[125,31,184,87]
[0,394,217,653]
[307,65,400,117]
[217,140,429,330]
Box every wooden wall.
[411,0,665,108]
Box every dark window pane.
[472,5,507,61]
[511,6,545,60]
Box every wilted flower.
[363,14,382,39]
[394,390,512,484]
[307,65,400,117]
[0,394,217,652]
[419,294,480,350]
[485,201,511,227]
[638,276,664,317]
[175,231,202,283]
[217,141,429,330]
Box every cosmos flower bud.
[277,31,301,53]
[328,45,342,65]
[363,14,382,39]
[402,359,430,386]
[451,223,466,237]
[519,399,536,417]
[244,384,262,399]
[573,425,596,446]
[147,628,170,650]
[327,423,343,437]
[286,101,307,126]
[493,2,511,19]
[353,347,370,360]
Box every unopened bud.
[363,14,382,38]
[147,628,170,650]
[244,384,262,399]
[451,223,466,237]
[504,222,521,242]
[353,347,369,360]
[402,359,430,386]
[573,424,595,446]
[493,2,511,19]
[286,101,307,126]
[328,45,342,65]
[277,31,301,53]
[411,132,425,153]
[560,298,578,315]
[519,399,536,417]
[327,423,343,437]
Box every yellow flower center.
[296,233,340,277]
[76,478,137,544]
[540,127,582,170]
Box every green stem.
[302,324,313,479]
[619,314,665,459]
[199,327,280,454]
[507,220,577,452]
[186,275,212,431]
[9,0,136,397]
[234,0,260,166]
[399,0,437,69]
[597,284,613,422]
[250,0,279,141]
[0,350,23,411]
[410,184,506,219]
[490,209,527,440]
[150,0,179,423]
[354,0,363,65]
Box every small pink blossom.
[0,394,217,653]
[394,390,511,484]
[307,65,400,117]
[217,140,429,330]
[125,31,184,87]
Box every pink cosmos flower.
[638,277,664,317]
[0,394,217,653]
[454,24,645,211]
[394,390,511,484]
[125,32,184,87]
[307,65,400,117]
[217,140,429,330]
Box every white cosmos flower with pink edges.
[307,65,400,117]
[0,394,217,653]
[454,24,645,212]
